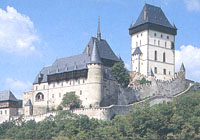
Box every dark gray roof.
[90,40,102,64]
[34,37,119,84]
[131,4,176,29]
[133,47,142,55]
[148,68,154,76]
[25,99,32,106]
[0,90,18,102]
[180,63,185,72]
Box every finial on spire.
[97,17,101,41]
[180,63,185,72]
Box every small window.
[78,80,80,84]
[73,80,75,85]
[61,82,63,87]
[163,69,166,75]
[53,83,55,88]
[169,71,171,75]
[70,81,71,85]
[154,67,157,74]
[5,110,7,114]
[140,40,141,46]
[155,51,157,61]
[167,36,169,39]
[80,90,82,95]
[158,40,160,46]
[52,94,54,98]
[137,35,138,38]
[83,79,85,84]
[161,34,163,38]
[163,52,166,62]
[59,93,61,98]
[141,33,143,36]
[36,86,38,90]
[154,33,157,37]
[171,42,174,49]
[43,85,45,90]
[165,42,167,47]
[154,40,156,45]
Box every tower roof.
[90,40,102,64]
[0,90,18,102]
[180,63,185,72]
[129,4,177,35]
[25,99,32,106]
[148,68,154,76]
[133,47,142,55]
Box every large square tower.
[129,4,177,80]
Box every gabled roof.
[129,4,177,35]
[0,90,18,102]
[133,47,142,55]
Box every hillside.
[1,90,200,140]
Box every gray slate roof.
[130,4,176,29]
[90,40,102,64]
[133,47,142,55]
[0,90,18,102]
[25,99,32,106]
[34,37,119,84]
[180,63,185,72]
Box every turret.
[132,47,142,73]
[24,99,33,116]
[180,63,185,72]
[86,40,103,108]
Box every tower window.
[137,35,138,38]
[161,34,163,38]
[59,93,61,98]
[154,67,157,74]
[167,36,169,39]
[141,33,143,36]
[154,33,157,37]
[140,40,141,46]
[80,90,82,95]
[43,85,45,90]
[154,51,157,61]
[35,92,44,101]
[163,69,166,75]
[171,42,174,49]
[165,42,167,47]
[158,40,160,46]
[163,52,166,62]
[154,40,156,45]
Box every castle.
[0,4,195,122]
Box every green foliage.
[61,92,81,110]
[1,91,200,140]
[56,105,63,111]
[111,61,130,88]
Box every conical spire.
[97,17,101,41]
[180,63,185,72]
[148,68,154,77]
[90,40,102,64]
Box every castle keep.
[0,4,195,122]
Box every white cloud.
[6,78,32,98]
[0,6,39,55]
[175,45,200,82]
[184,0,200,11]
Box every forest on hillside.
[1,91,200,140]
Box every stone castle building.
[0,4,196,122]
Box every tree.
[61,92,81,110]
[111,61,130,88]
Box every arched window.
[163,52,166,62]
[154,67,157,74]
[155,51,157,61]
[163,69,166,75]
[35,92,44,101]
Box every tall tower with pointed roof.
[129,4,177,80]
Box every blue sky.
[0,0,199,99]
